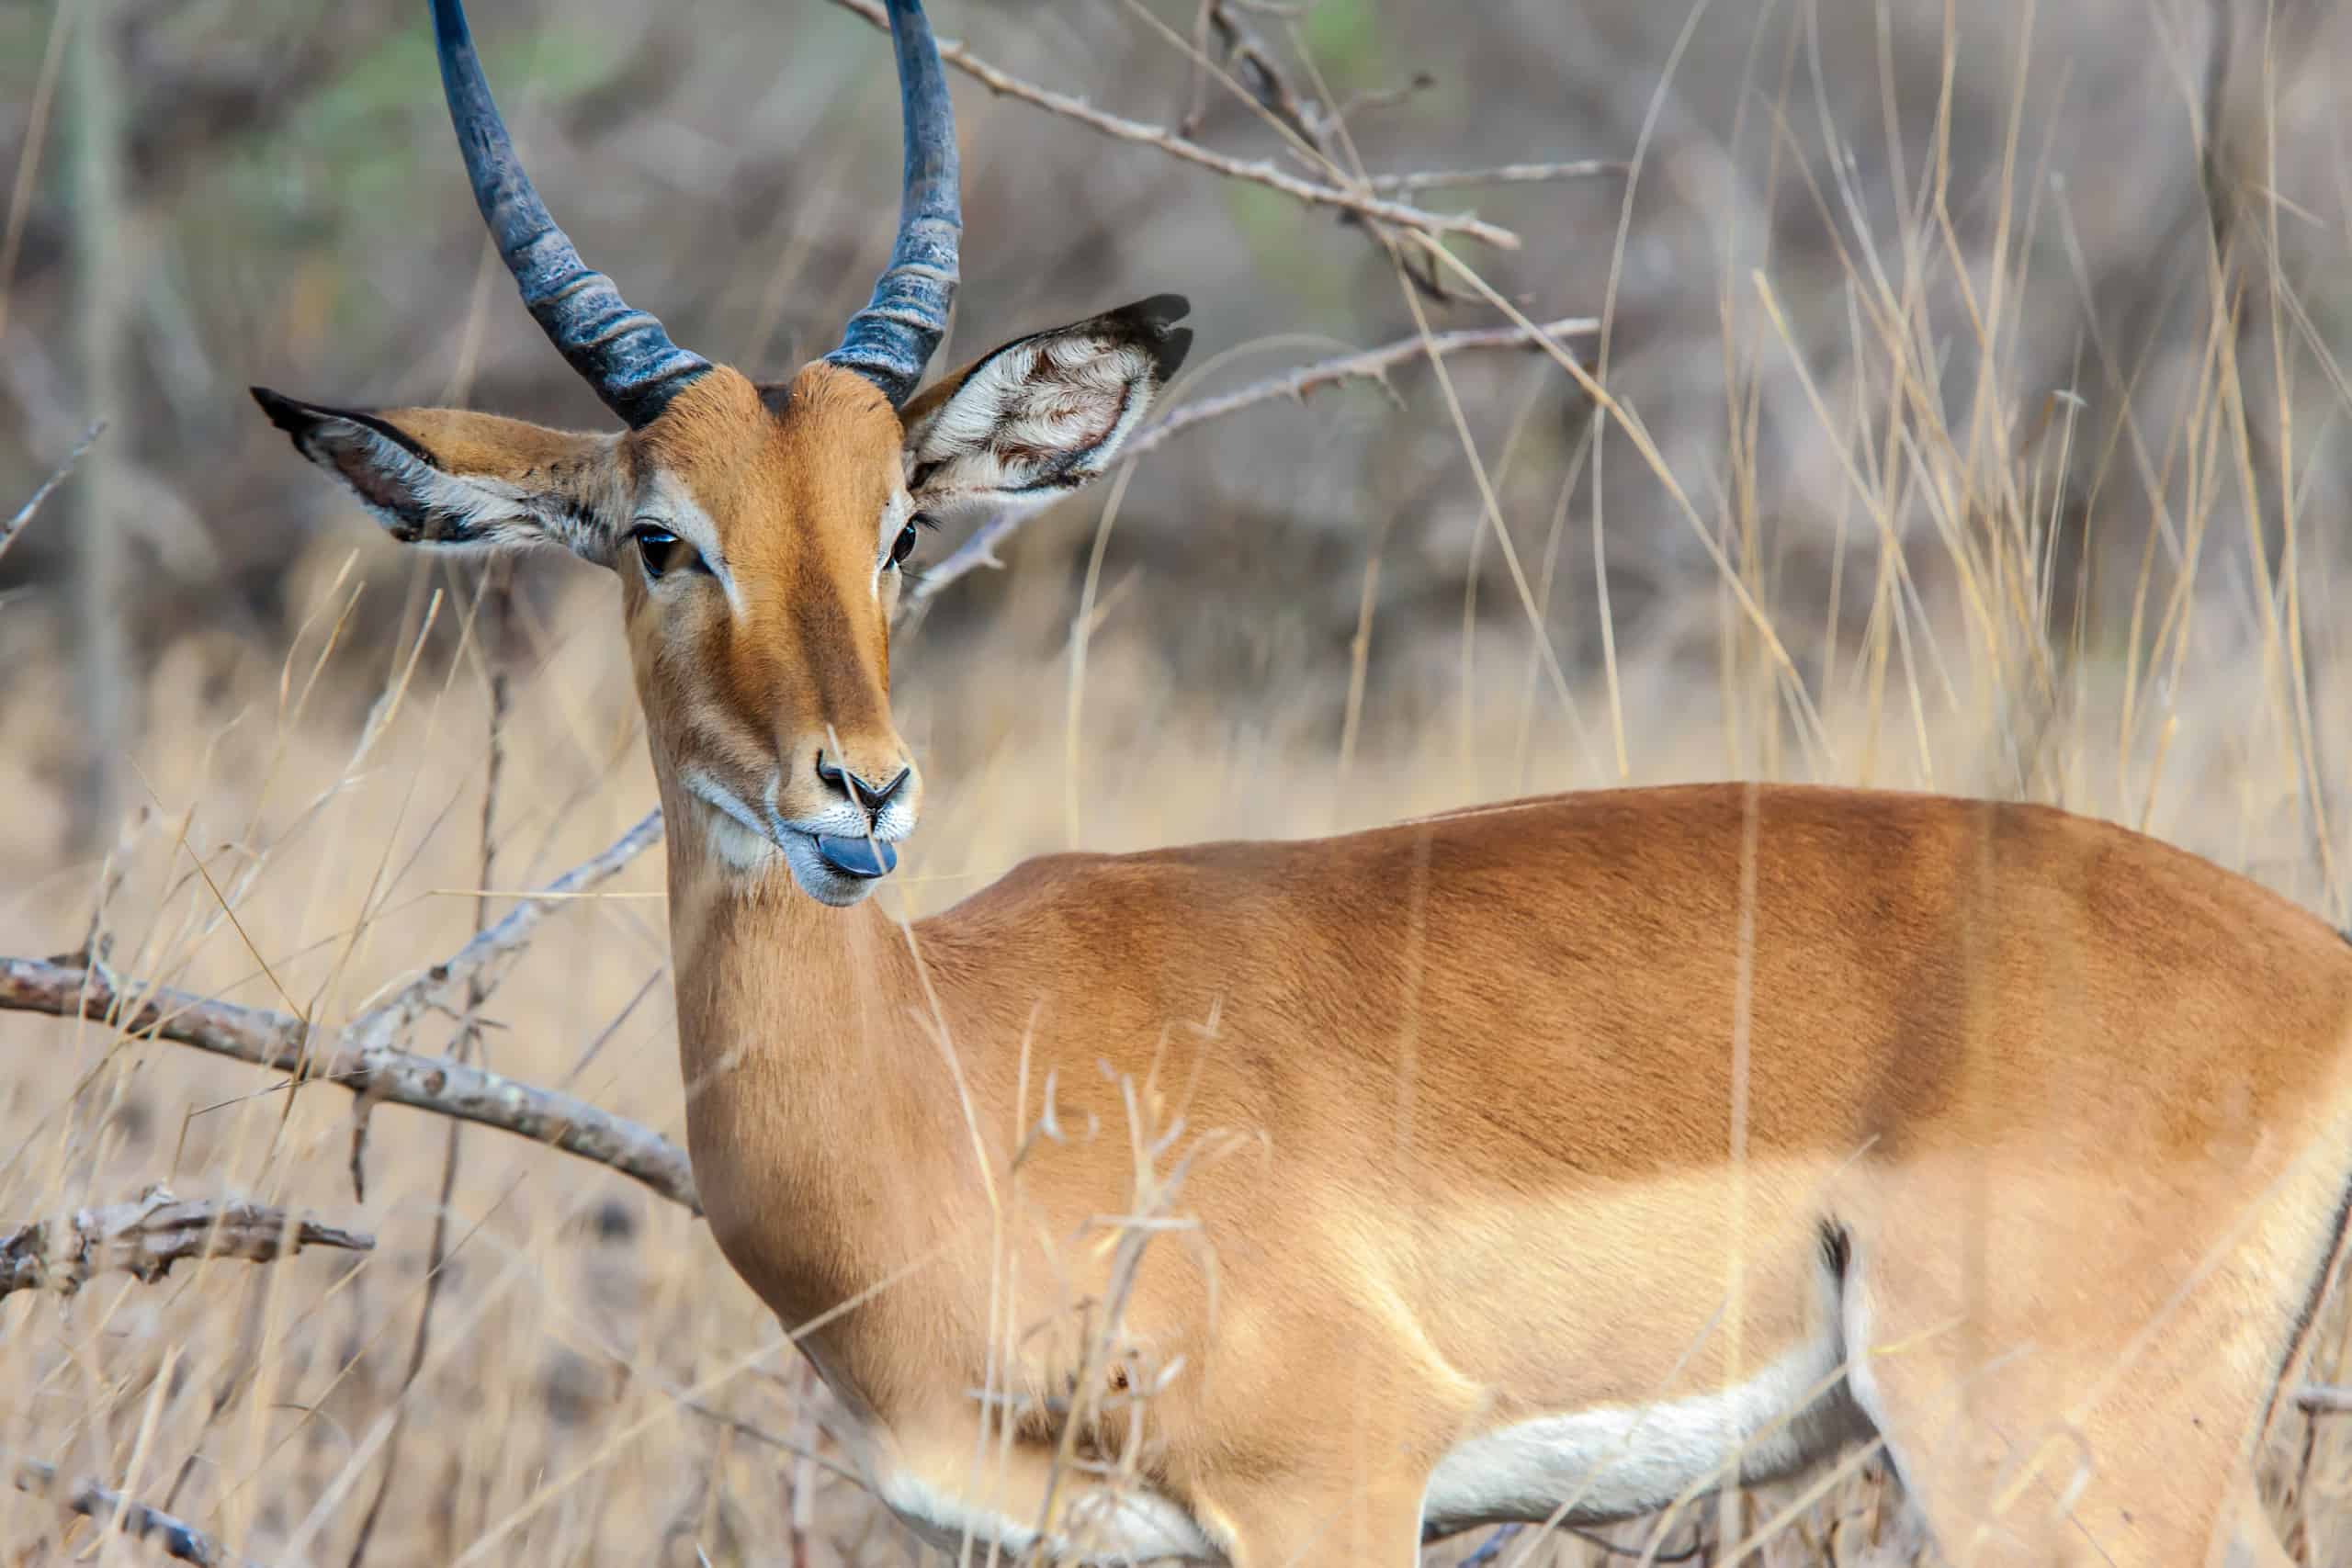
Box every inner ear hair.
[905,294,1193,432]
[899,294,1193,513]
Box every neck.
[661,791,910,1089]
[658,789,971,1340]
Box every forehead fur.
[634,364,905,570]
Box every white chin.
[691,799,888,905]
[777,832,882,907]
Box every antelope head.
[256,0,1190,905]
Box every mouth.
[774,824,906,906]
[810,832,899,880]
[678,769,911,903]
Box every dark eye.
[888,516,924,569]
[630,524,704,581]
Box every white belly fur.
[1420,1327,1859,1536]
[866,1331,1857,1562]
[876,1468,1225,1565]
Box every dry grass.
[6,0,2352,1562]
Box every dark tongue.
[815,833,899,879]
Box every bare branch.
[2298,1383,2352,1415]
[0,807,692,1208]
[906,316,1597,608]
[1124,315,1598,459]
[0,1185,369,1300]
[0,420,104,562]
[1366,160,1625,193]
[345,807,663,1053]
[0,953,701,1213]
[13,1455,256,1566]
[820,0,1520,251]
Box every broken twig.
[13,1455,254,1565]
[0,1184,369,1299]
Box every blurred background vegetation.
[5,0,2340,808]
[6,0,2352,1562]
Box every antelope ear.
[253,388,628,566]
[899,294,1191,525]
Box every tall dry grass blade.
[344,559,520,1568]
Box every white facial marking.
[641,469,741,613]
[684,757,920,902]
[872,491,914,598]
[680,767,778,873]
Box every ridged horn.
[430,0,710,427]
[824,0,963,408]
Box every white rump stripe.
[1420,1327,1859,1535]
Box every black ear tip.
[1133,293,1192,327]
[1113,295,1191,378]
[1153,326,1194,382]
[251,386,314,434]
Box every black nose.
[815,752,910,814]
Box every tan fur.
[654,778,2352,1564]
[279,350,2352,1567]
[632,367,917,809]
[384,406,614,475]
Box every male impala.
[254,0,2352,1562]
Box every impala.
[253,1,2352,1562]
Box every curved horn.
[430,0,710,427]
[825,0,962,408]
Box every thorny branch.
[821,0,1523,251]
[12,1457,254,1567]
[0,420,104,562]
[0,1184,370,1300]
[906,315,1598,608]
